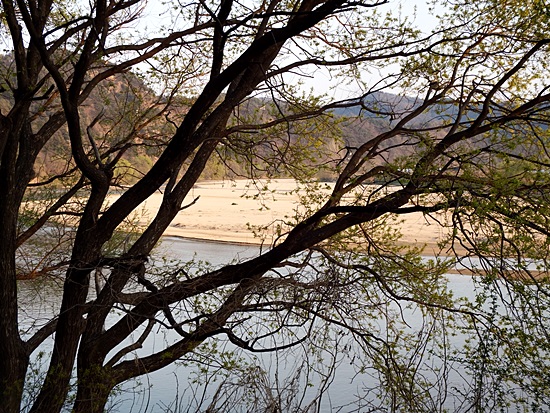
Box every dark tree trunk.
[0,171,26,412]
[0,241,28,412]
[72,369,114,413]
[29,188,109,413]
[0,112,43,411]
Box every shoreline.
[161,234,468,258]
[161,234,260,247]
[110,179,459,254]
[161,235,549,279]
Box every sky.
[298,1,445,99]
[121,0,446,99]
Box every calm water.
[18,238,478,412]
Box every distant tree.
[1,0,550,412]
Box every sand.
[112,179,454,253]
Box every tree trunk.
[29,184,109,413]
[28,267,91,413]
[0,120,35,412]
[0,243,28,412]
[0,176,26,412]
[0,346,27,413]
[72,368,113,413]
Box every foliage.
[0,0,550,412]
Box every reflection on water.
[18,277,64,341]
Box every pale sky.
[130,0,444,99]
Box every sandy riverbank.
[110,179,455,253]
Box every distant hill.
[0,54,435,183]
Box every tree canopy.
[1,0,550,411]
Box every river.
[18,237,485,412]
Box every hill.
[0,54,429,183]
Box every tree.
[1,0,550,412]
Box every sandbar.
[111,179,456,254]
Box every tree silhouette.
[1,0,550,412]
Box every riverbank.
[111,179,457,254]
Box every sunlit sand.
[112,179,454,253]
